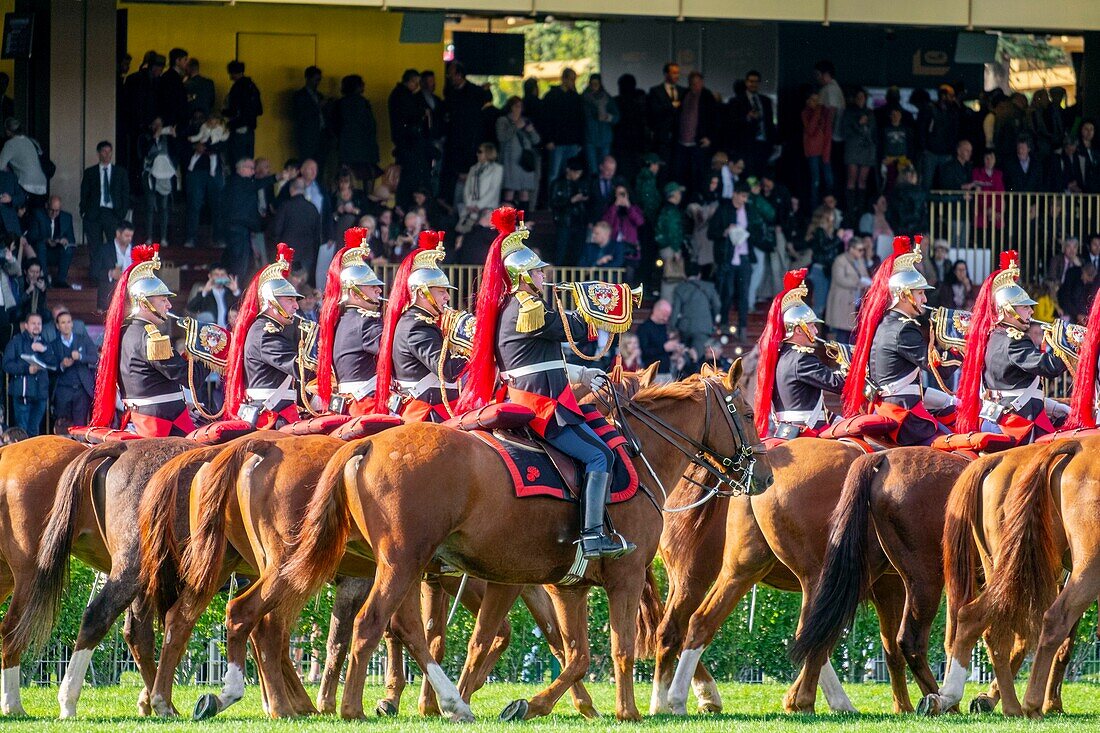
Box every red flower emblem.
[525,466,541,482]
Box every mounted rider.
[956,250,1066,444]
[374,230,467,422]
[316,227,386,416]
[223,243,306,428]
[842,235,957,446]
[90,244,197,437]
[459,207,631,560]
[754,268,843,438]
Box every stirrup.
[579,531,634,560]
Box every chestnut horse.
[916,439,1089,718]
[280,363,771,721]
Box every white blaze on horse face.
[425,663,473,722]
[667,646,704,715]
[819,661,858,713]
[938,656,970,707]
[219,662,245,708]
[1,666,25,715]
[58,649,93,718]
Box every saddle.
[1035,427,1100,444]
[330,414,404,441]
[817,414,899,441]
[931,432,1016,453]
[68,426,144,444]
[278,414,353,436]
[186,419,255,445]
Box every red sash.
[126,409,196,438]
[255,403,300,430]
[400,398,450,423]
[997,409,1054,444]
[872,399,937,444]
[506,384,583,437]
[348,396,374,417]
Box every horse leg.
[418,579,447,717]
[984,626,1025,716]
[0,566,27,716]
[606,570,646,721]
[500,586,591,721]
[652,580,720,714]
[377,628,406,717]
[519,584,599,718]
[867,575,913,713]
[1042,618,1079,714]
[917,594,993,716]
[271,612,318,716]
[786,581,857,715]
[1020,568,1099,718]
[121,598,159,716]
[457,583,521,702]
[317,577,371,715]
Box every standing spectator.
[1058,262,1098,324]
[441,62,488,207]
[841,88,877,218]
[826,237,871,342]
[579,220,622,268]
[19,260,47,320]
[3,312,55,436]
[924,239,952,289]
[156,48,189,162]
[253,157,275,267]
[813,60,845,179]
[935,139,976,190]
[292,66,326,166]
[729,70,777,177]
[0,163,24,244]
[80,142,130,309]
[586,155,626,223]
[389,69,432,209]
[0,118,47,206]
[801,93,834,210]
[635,153,662,225]
[880,106,914,192]
[1051,136,1084,193]
[141,117,176,245]
[970,150,1004,230]
[745,178,778,310]
[889,165,928,234]
[457,143,502,233]
[185,58,215,118]
[222,158,262,281]
[120,52,164,178]
[99,220,134,314]
[187,266,240,328]
[674,71,719,195]
[1028,89,1061,164]
[496,97,541,214]
[223,60,263,164]
[636,299,675,379]
[687,174,722,279]
[541,68,586,184]
[28,196,75,288]
[709,182,755,337]
[937,259,977,310]
[183,134,225,248]
[613,74,648,183]
[670,265,721,356]
[655,182,686,301]
[1077,120,1100,192]
[455,208,495,266]
[802,206,843,314]
[581,74,619,176]
[331,75,379,184]
[917,85,960,192]
[647,63,685,166]
[272,178,322,285]
[0,241,18,350]
[1004,138,1045,193]
[49,309,97,427]
[548,156,588,265]
[1084,234,1100,272]
[601,184,644,282]
[520,77,542,134]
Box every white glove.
[1045,398,1070,420]
[923,387,957,411]
[567,364,608,391]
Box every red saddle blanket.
[186,420,255,445]
[279,414,354,436]
[931,432,1016,453]
[818,414,899,440]
[1035,427,1100,444]
[331,414,405,441]
[471,405,638,504]
[68,426,144,444]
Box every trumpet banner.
[442,309,476,358]
[562,282,640,335]
[179,316,231,373]
[1046,319,1085,374]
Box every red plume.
[373,232,445,414]
[316,249,355,406]
[457,206,517,412]
[842,236,911,417]
[223,244,294,418]
[956,268,1005,432]
[754,269,807,436]
[1069,295,1100,428]
[999,249,1018,271]
[89,245,158,427]
[345,226,367,249]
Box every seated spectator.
[187,266,240,328]
[935,139,976,192]
[27,195,75,288]
[0,117,47,206]
[825,237,871,343]
[457,142,502,233]
[670,264,721,356]
[601,184,644,281]
[924,239,951,288]
[971,149,1004,229]
[888,165,927,234]
[858,194,894,241]
[49,308,97,427]
[579,220,622,268]
[548,156,588,265]
[409,187,450,232]
[455,208,495,266]
[937,259,978,309]
[618,332,642,371]
[329,175,366,241]
[3,312,55,436]
[636,298,676,380]
[655,182,686,301]
[1047,237,1081,287]
[390,209,423,261]
[40,303,87,343]
[19,259,48,320]
[1059,262,1098,324]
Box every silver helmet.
[259,244,303,319]
[992,253,1037,318]
[500,214,549,292]
[887,237,933,306]
[339,227,384,303]
[406,231,454,307]
[780,280,823,339]
[126,245,175,316]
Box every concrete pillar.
[48,0,116,238]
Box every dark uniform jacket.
[392,305,464,422]
[496,293,589,438]
[868,310,938,444]
[984,326,1065,421]
[243,313,300,417]
[118,318,189,420]
[773,344,843,429]
[333,307,383,397]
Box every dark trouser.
[185,170,225,244]
[35,242,74,284]
[296,244,319,288]
[744,139,772,177]
[54,386,91,427]
[227,129,255,165]
[12,397,47,437]
[673,143,705,195]
[144,188,171,244]
[544,421,614,475]
[717,262,753,333]
[553,221,585,266]
[222,224,253,282]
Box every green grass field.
[5,680,1100,731]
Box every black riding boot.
[579,471,636,560]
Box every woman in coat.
[496,96,541,213]
[457,142,503,232]
[582,74,620,175]
[841,88,877,217]
[825,236,871,343]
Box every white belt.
[989,376,1043,411]
[246,387,296,402]
[775,392,826,426]
[339,377,377,399]
[123,391,186,408]
[879,368,922,398]
[397,374,457,397]
[500,360,566,381]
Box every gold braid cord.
[297,323,324,417]
[553,289,617,362]
[437,331,458,419]
[187,358,225,421]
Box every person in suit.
[273,177,322,285]
[1003,138,1046,193]
[222,157,262,282]
[729,70,777,177]
[96,220,135,313]
[673,71,720,196]
[330,74,379,184]
[292,66,326,166]
[1058,262,1099,323]
[3,311,57,436]
[80,141,129,306]
[0,167,25,242]
[48,308,97,427]
[156,48,189,135]
[187,265,240,328]
[184,58,215,118]
[28,196,75,287]
[647,62,686,164]
[183,136,226,247]
[586,155,627,224]
[223,60,263,164]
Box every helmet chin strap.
[420,287,443,317]
[267,297,291,320]
[135,295,168,324]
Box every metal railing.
[928,191,1100,284]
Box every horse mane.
[631,374,706,407]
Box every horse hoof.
[698,702,722,714]
[916,695,941,717]
[192,694,220,721]
[375,699,399,717]
[969,696,995,714]
[499,699,529,722]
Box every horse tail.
[942,453,1000,625]
[139,444,226,620]
[635,565,665,660]
[179,437,273,595]
[788,450,884,667]
[280,439,364,603]
[985,440,1078,636]
[11,442,129,651]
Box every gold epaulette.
[792,344,814,354]
[515,291,545,333]
[144,324,173,361]
[263,320,281,334]
[1006,326,1025,340]
[355,307,381,318]
[412,311,437,325]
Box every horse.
[279,362,771,721]
[915,439,1089,718]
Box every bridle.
[594,376,768,511]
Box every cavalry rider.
[459,207,631,561]
[374,231,466,422]
[316,227,385,415]
[842,236,957,445]
[754,268,843,438]
[956,250,1066,444]
[90,244,197,436]
[223,243,306,428]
